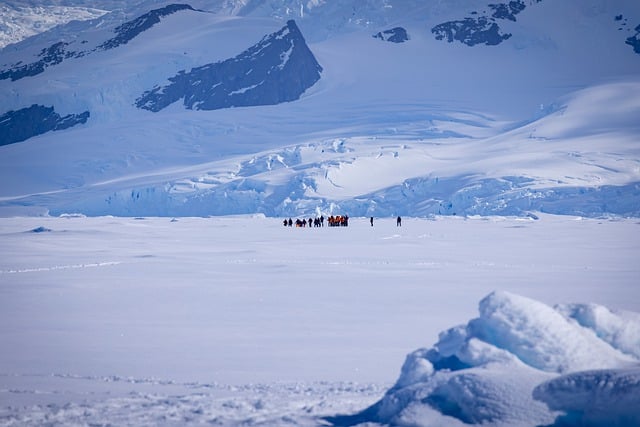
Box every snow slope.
[1,0,640,218]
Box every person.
[370,216,374,227]
[397,216,402,227]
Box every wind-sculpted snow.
[0,375,385,427]
[135,20,322,111]
[331,292,640,426]
[533,369,640,426]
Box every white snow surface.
[1,214,639,426]
[1,2,640,424]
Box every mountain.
[135,19,322,112]
[0,0,639,218]
[0,5,322,141]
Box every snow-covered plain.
[1,214,639,426]
[2,1,640,425]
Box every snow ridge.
[333,291,640,426]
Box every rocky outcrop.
[135,20,322,112]
[431,0,532,47]
[98,4,195,51]
[373,27,409,43]
[626,24,640,54]
[0,104,90,146]
[0,4,197,81]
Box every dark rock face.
[626,24,640,54]
[431,0,532,47]
[0,42,71,81]
[0,4,197,81]
[135,20,322,112]
[373,27,409,43]
[432,17,510,46]
[489,1,526,21]
[98,4,195,50]
[0,105,90,146]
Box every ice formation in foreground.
[330,291,640,426]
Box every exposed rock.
[98,4,195,51]
[373,27,409,43]
[0,104,90,146]
[431,1,534,47]
[135,20,322,112]
[626,24,640,54]
[0,4,197,81]
[432,16,511,46]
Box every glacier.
[0,0,639,219]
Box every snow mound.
[557,303,640,360]
[533,368,640,427]
[333,291,640,426]
[466,292,637,373]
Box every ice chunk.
[533,368,640,426]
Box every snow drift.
[330,291,640,426]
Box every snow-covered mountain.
[1,0,639,217]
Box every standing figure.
[397,216,402,227]
[370,216,374,227]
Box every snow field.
[1,213,639,425]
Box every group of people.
[283,215,402,228]
[284,216,324,227]
[327,215,349,227]
[283,215,350,228]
